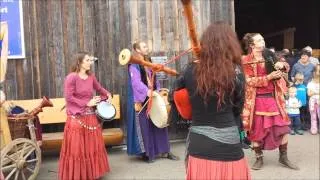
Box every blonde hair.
[288,86,297,93]
[295,73,304,79]
[312,64,320,79]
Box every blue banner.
[0,0,25,59]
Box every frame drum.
[96,101,116,122]
[149,91,169,128]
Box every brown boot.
[279,143,299,170]
[252,146,263,170]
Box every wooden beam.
[264,27,296,38]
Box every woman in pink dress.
[58,52,111,180]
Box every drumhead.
[96,101,116,121]
[149,91,169,128]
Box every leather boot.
[279,143,299,170]
[252,146,263,170]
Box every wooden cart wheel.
[1,138,41,180]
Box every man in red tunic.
[241,33,299,170]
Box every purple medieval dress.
[127,64,170,161]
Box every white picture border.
[8,0,25,59]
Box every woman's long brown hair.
[195,22,242,107]
[70,51,92,75]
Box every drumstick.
[138,98,150,114]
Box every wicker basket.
[7,116,32,140]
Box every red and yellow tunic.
[241,55,289,132]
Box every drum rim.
[96,101,116,121]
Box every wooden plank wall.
[4,0,234,133]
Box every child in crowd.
[307,64,320,135]
[286,87,303,135]
[293,73,308,130]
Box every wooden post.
[264,27,296,49]
[0,107,11,149]
[27,118,37,142]
[284,30,295,49]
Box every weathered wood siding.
[4,0,234,137]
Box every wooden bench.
[6,95,124,150]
